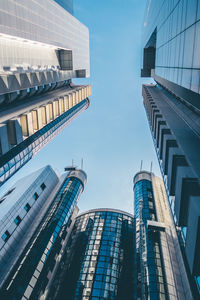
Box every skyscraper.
[0,166,87,299]
[0,166,59,287]
[0,0,91,186]
[43,208,137,300]
[134,171,192,299]
[141,1,200,296]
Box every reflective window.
[24,203,31,212]
[40,183,46,191]
[2,230,11,242]
[14,216,22,226]
[33,192,39,201]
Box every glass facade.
[134,171,192,299]
[47,209,137,300]
[0,96,89,187]
[1,169,86,300]
[142,2,200,298]
[142,0,200,95]
[134,177,168,299]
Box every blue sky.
[0,0,160,215]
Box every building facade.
[0,84,91,186]
[0,0,91,186]
[141,1,200,297]
[134,171,192,299]
[0,165,59,288]
[0,166,87,300]
[45,208,137,300]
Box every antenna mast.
[140,160,143,171]
[150,161,153,173]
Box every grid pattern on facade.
[48,210,136,300]
[0,0,89,76]
[143,0,200,94]
[0,166,59,288]
[2,175,84,300]
[134,178,169,299]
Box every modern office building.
[134,171,192,299]
[0,166,87,300]
[44,208,137,300]
[0,0,91,186]
[141,1,200,297]
[0,165,59,287]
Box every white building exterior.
[0,0,90,91]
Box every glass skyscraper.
[134,171,192,299]
[0,0,91,186]
[141,1,200,297]
[45,208,137,300]
[0,166,87,300]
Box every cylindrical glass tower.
[48,208,137,300]
[134,171,192,300]
[1,169,87,300]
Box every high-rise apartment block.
[134,171,192,299]
[141,1,200,297]
[0,166,87,299]
[0,0,91,186]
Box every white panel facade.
[0,165,60,286]
[0,0,90,77]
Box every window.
[40,183,46,191]
[14,216,22,225]
[33,192,39,200]
[2,230,10,242]
[24,203,31,212]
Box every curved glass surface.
[48,210,137,300]
[2,175,84,299]
[134,178,168,300]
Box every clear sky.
[0,0,161,215]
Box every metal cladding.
[0,0,91,187]
[141,1,200,297]
[0,167,87,299]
